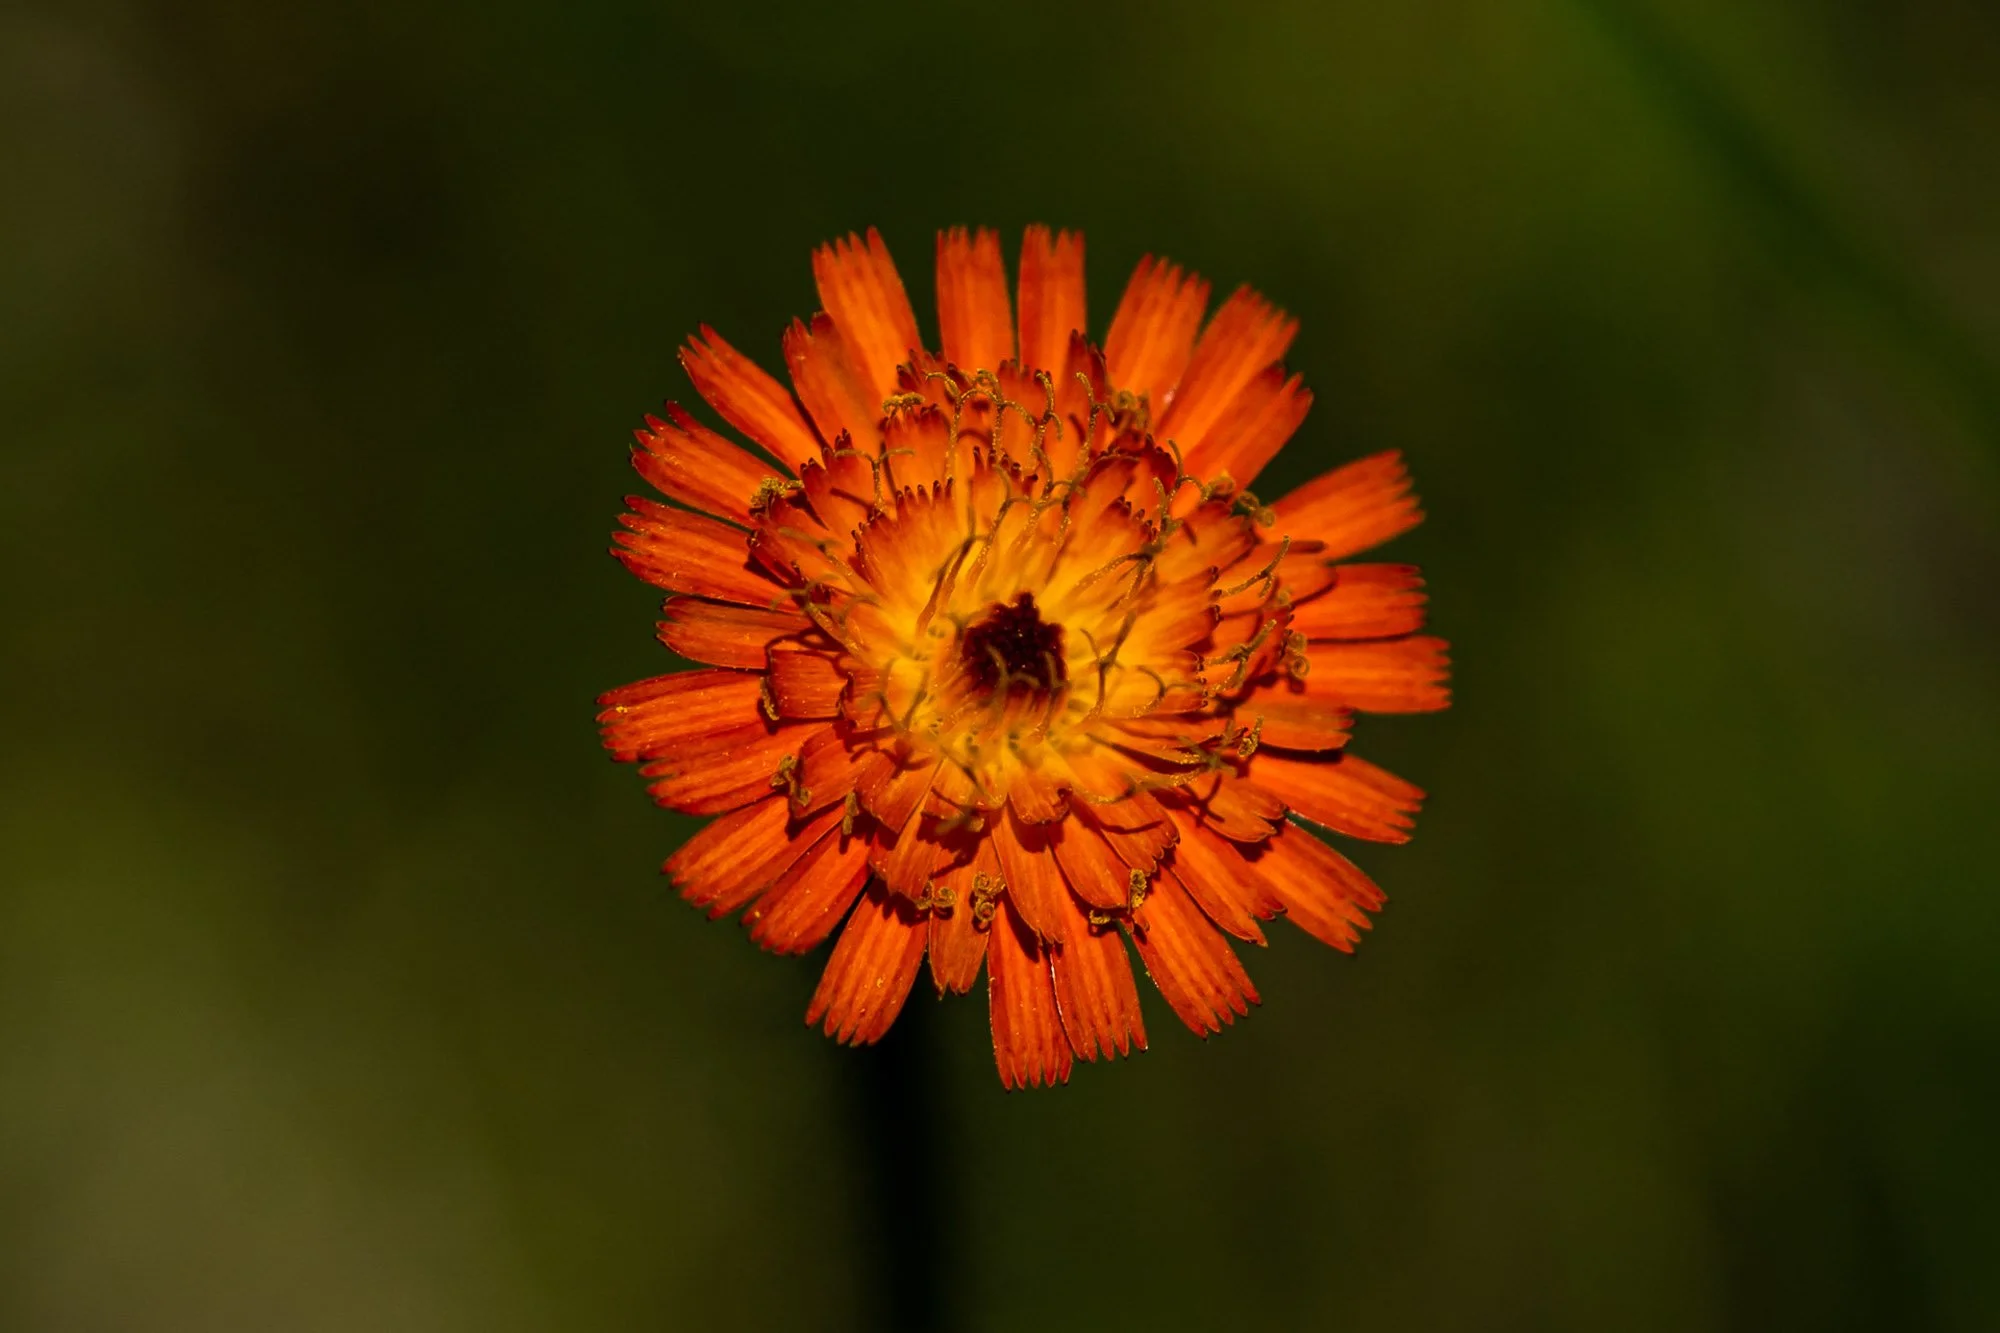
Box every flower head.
[598,227,1449,1087]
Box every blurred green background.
[5,0,1998,1328]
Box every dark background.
[5,1,1998,1329]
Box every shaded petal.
[813,228,924,403]
[986,897,1072,1090]
[870,816,947,899]
[745,492,846,589]
[879,403,958,493]
[855,748,941,833]
[1249,750,1425,844]
[1049,816,1136,912]
[936,227,1014,372]
[991,809,1069,943]
[1049,886,1147,1061]
[1015,225,1086,378]
[1160,287,1300,482]
[767,644,848,718]
[807,882,928,1045]
[666,797,843,919]
[1153,498,1259,583]
[797,438,882,539]
[632,405,786,526]
[783,314,881,453]
[1104,255,1209,409]
[657,599,812,670]
[1234,686,1354,753]
[1275,544,1341,601]
[1287,564,1428,640]
[1178,367,1311,492]
[597,669,766,762]
[1161,805,1282,943]
[794,726,869,817]
[1040,332,1109,479]
[1080,791,1176,877]
[1129,872,1259,1036]
[642,721,828,816]
[927,758,985,814]
[680,326,823,473]
[1179,772,1284,843]
[1008,765,1068,824]
[613,499,784,605]
[1247,823,1384,951]
[927,842,990,996]
[1272,450,1423,561]
[744,821,873,954]
[1299,636,1452,713]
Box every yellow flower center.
[813,379,1232,808]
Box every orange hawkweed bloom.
[598,227,1449,1088]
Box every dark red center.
[959,593,1066,696]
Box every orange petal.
[1178,367,1311,492]
[1097,715,1228,766]
[927,758,984,813]
[667,797,844,919]
[794,726,869,817]
[1248,751,1424,844]
[643,721,826,816]
[795,440,883,540]
[656,599,812,670]
[1233,671,1355,750]
[807,882,928,1045]
[879,402,957,493]
[596,669,766,762]
[744,821,873,955]
[1153,498,1259,584]
[1272,450,1423,561]
[783,314,882,453]
[927,844,990,995]
[1042,332,1109,479]
[1048,740,1151,805]
[746,492,845,589]
[936,227,1014,372]
[1104,255,1210,408]
[1240,697,1353,753]
[855,749,941,834]
[613,499,783,605]
[870,817,946,899]
[850,466,964,594]
[679,326,823,474]
[632,405,786,527]
[1008,765,1068,824]
[1128,872,1258,1036]
[1206,625,1292,705]
[1048,887,1147,1061]
[1280,558,1340,605]
[1300,636,1451,713]
[1180,772,1284,843]
[1287,564,1428,640]
[1016,225,1086,379]
[992,811,1069,943]
[766,644,847,718]
[1079,792,1176,877]
[1049,816,1135,912]
[813,228,924,404]
[1247,822,1384,952]
[1161,806,1281,943]
[1069,446,1178,537]
[1160,287,1299,474]
[986,897,1072,1090]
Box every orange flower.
[598,227,1450,1088]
